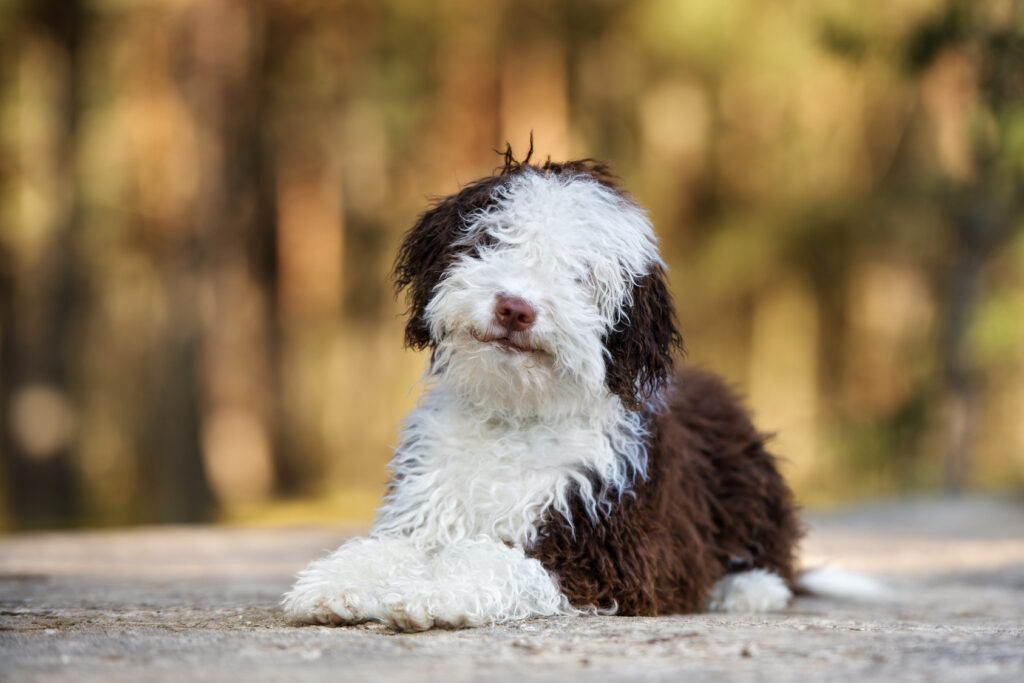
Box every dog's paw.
[379,595,474,631]
[286,586,448,631]
[381,595,436,632]
[282,582,369,626]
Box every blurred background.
[0,0,1022,531]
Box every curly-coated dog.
[283,150,807,631]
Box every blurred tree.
[0,0,84,528]
[903,0,1024,492]
[0,0,1022,529]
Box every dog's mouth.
[471,331,545,355]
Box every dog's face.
[394,160,681,416]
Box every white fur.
[282,536,571,630]
[707,569,793,613]
[371,385,649,547]
[796,567,892,603]
[285,169,670,629]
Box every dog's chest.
[373,400,617,547]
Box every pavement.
[2,497,1023,682]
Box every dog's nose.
[494,296,536,332]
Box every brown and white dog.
[283,151,810,631]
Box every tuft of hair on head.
[497,133,536,176]
[495,134,620,190]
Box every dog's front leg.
[283,535,570,631]
[382,536,571,630]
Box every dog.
[283,150,804,631]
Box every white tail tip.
[797,567,892,603]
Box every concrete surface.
[2,497,1023,682]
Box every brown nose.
[494,296,536,332]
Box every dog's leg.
[378,536,571,631]
[706,569,792,613]
[283,535,570,630]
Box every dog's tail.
[795,567,892,602]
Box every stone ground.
[1,497,1023,682]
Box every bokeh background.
[1,0,1022,531]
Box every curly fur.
[526,367,800,615]
[283,152,801,631]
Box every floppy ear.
[604,264,684,409]
[392,175,505,350]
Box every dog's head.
[394,153,682,415]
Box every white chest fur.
[371,386,648,548]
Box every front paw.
[284,537,427,627]
[382,595,436,632]
[282,581,367,626]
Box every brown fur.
[497,135,622,192]
[604,266,683,409]
[526,367,802,615]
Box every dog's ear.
[604,264,683,409]
[393,175,505,350]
